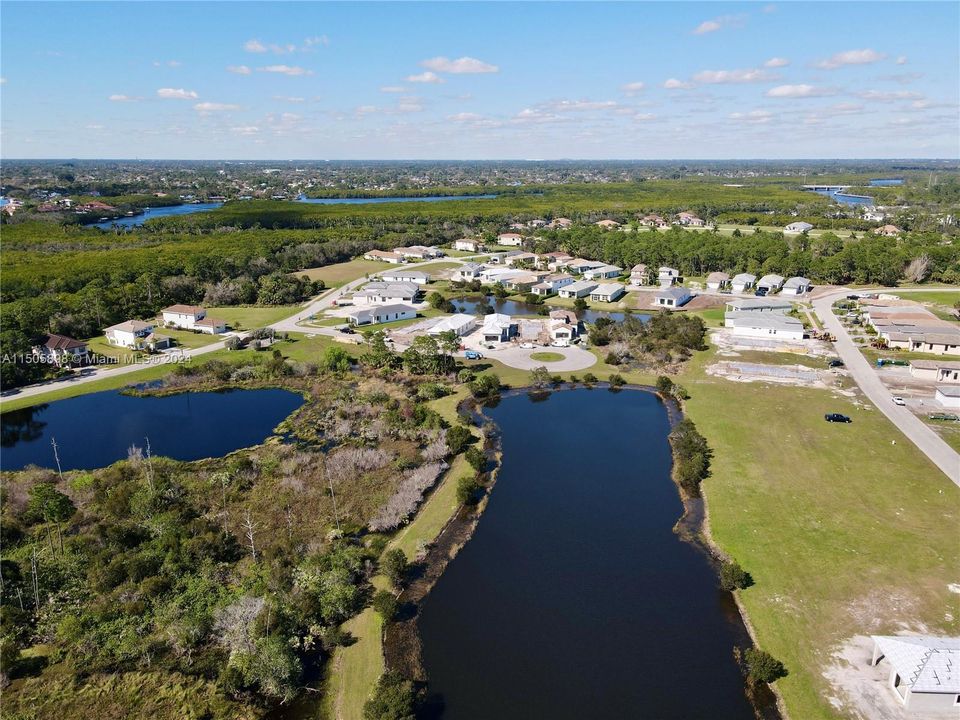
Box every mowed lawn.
[206,305,300,329]
[680,348,959,720]
[296,258,386,287]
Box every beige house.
[909,359,960,383]
[870,636,959,713]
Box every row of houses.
[723,297,805,341]
[860,303,960,356]
[363,245,446,264]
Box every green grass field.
[529,351,565,363]
[296,258,386,286]
[680,348,959,720]
[205,304,300,328]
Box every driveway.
[491,345,598,371]
[812,289,960,485]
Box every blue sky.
[2,1,958,159]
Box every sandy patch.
[707,360,829,388]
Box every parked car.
[551,339,570,348]
[338,326,355,334]
[519,342,535,349]
[824,413,852,423]
[755,288,768,297]
[828,359,844,368]
[464,350,483,360]
[892,396,906,406]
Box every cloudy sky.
[1,1,957,159]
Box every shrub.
[573,297,588,311]
[656,375,674,395]
[608,374,625,387]
[372,590,398,622]
[464,446,485,473]
[468,373,500,399]
[668,418,712,497]
[381,548,408,589]
[363,671,418,720]
[718,561,753,591]
[456,476,482,505]
[446,425,475,455]
[744,648,787,684]
[321,346,352,373]
[457,368,476,384]
[605,351,620,365]
[582,372,598,385]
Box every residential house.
[706,272,730,290]
[143,333,172,351]
[478,267,525,286]
[453,263,483,282]
[638,213,669,228]
[781,277,812,296]
[531,273,575,297]
[481,313,518,343]
[161,304,207,329]
[655,287,692,308]
[393,245,443,260]
[347,303,418,326]
[548,217,572,229]
[784,221,814,234]
[594,219,621,229]
[549,309,579,339]
[590,283,625,303]
[427,314,476,337]
[33,334,89,366]
[379,270,430,285]
[935,387,960,408]
[869,636,960,713]
[543,252,575,270]
[724,312,805,340]
[453,238,485,253]
[504,252,540,267]
[105,320,155,349]
[194,317,227,335]
[364,249,406,264]
[909,360,960,383]
[725,298,793,313]
[558,280,598,299]
[676,211,705,227]
[583,264,623,281]
[630,264,651,286]
[756,274,785,294]
[731,273,757,293]
[497,232,524,246]
[504,272,545,293]
[874,224,902,237]
[658,267,682,287]
[352,281,420,305]
[567,259,605,275]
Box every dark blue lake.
[0,388,303,471]
[418,390,756,720]
[296,194,497,204]
[449,296,644,325]
[92,202,223,229]
[810,189,874,206]
[869,178,903,186]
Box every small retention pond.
[418,389,756,719]
[0,388,304,471]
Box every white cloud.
[380,85,406,93]
[227,65,252,75]
[157,87,198,100]
[449,112,484,122]
[0,77,7,85]
[194,102,241,112]
[244,39,268,53]
[633,113,657,122]
[621,81,645,96]
[420,56,499,74]
[766,84,835,98]
[396,96,424,113]
[761,4,777,12]
[258,65,313,77]
[108,94,142,102]
[764,57,790,68]
[857,89,923,102]
[692,14,745,35]
[513,108,563,124]
[406,71,444,84]
[546,99,618,112]
[896,55,907,65]
[304,35,329,48]
[729,109,773,125]
[816,48,886,70]
[153,60,181,68]
[693,68,778,84]
[824,102,865,115]
[274,95,305,103]
[231,126,260,136]
[85,124,105,130]
[663,78,693,90]
[693,20,721,35]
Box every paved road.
[491,345,598,371]
[812,289,960,485]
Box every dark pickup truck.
[824,413,852,423]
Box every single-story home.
[731,273,757,293]
[496,232,524,246]
[453,263,483,282]
[567,259,605,275]
[630,264,650,286]
[725,298,793,313]
[504,272,545,293]
[352,281,420,305]
[347,303,418,326]
[658,267,682,287]
[194,316,227,335]
[453,238,485,252]
[706,272,730,290]
[548,217,572,229]
[935,386,960,408]
[874,224,902,237]
[583,264,623,281]
[143,332,172,351]
[558,280,598,299]
[590,283,625,303]
[162,304,207,329]
[393,245,444,260]
[756,274,785,294]
[427,314,477,337]
[530,273,575,296]
[505,252,540,267]
[481,313,518,343]
[869,635,960,713]
[781,277,812,296]
[594,219,620,229]
[379,270,430,285]
[784,221,813,234]
[638,213,668,228]
[33,334,89,366]
[364,249,406,264]
[655,287,692,308]
[725,312,805,340]
[676,211,705,227]
[105,320,155,349]
[909,359,960,383]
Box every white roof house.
[352,281,420,305]
[731,273,757,292]
[935,386,960,408]
[347,303,418,326]
[757,274,786,292]
[781,277,811,296]
[583,264,623,281]
[364,249,406,264]
[453,238,484,252]
[655,287,692,308]
[453,263,483,281]
[393,245,443,259]
[558,280,598,298]
[870,635,960,712]
[706,272,730,289]
[105,320,155,348]
[725,298,793,313]
[784,221,814,233]
[497,232,524,246]
[724,312,804,340]
[427,313,477,337]
[590,283,625,303]
[162,304,206,328]
[379,270,430,285]
[658,267,681,286]
[481,313,517,342]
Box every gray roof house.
[706,271,730,289]
[590,283,625,303]
[655,287,692,308]
[558,280,598,298]
[731,273,757,292]
[347,303,418,326]
[785,221,813,233]
[781,277,811,296]
[725,298,793,313]
[756,274,785,293]
[870,635,960,713]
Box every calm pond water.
[296,194,497,204]
[869,178,903,186]
[0,388,303,471]
[92,202,223,229]
[418,390,755,720]
[449,296,646,325]
[809,189,874,206]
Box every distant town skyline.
[2,1,958,160]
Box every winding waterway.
[296,193,497,204]
[0,388,303,471]
[92,202,223,229]
[418,389,756,720]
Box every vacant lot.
[296,258,385,286]
[681,348,959,720]
[206,304,299,328]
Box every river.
[417,389,757,719]
[92,202,223,229]
[296,193,497,204]
[0,388,303,471]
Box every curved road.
[812,288,960,485]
